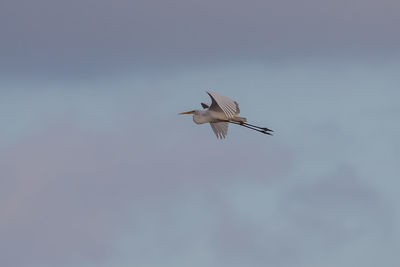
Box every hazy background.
[1,0,400,266]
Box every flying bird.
[179,91,273,138]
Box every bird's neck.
[193,110,209,124]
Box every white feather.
[210,122,229,139]
[207,91,239,118]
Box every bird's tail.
[230,116,247,123]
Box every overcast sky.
[1,0,399,76]
[1,1,400,267]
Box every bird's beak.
[179,110,195,115]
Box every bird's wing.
[207,91,239,118]
[234,101,240,114]
[210,122,229,139]
[201,102,210,109]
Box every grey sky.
[1,61,400,266]
[1,0,400,266]
[1,0,400,76]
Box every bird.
[179,91,273,138]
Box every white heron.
[179,91,273,138]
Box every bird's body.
[179,91,272,138]
[191,109,246,125]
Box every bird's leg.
[242,122,273,132]
[243,124,272,135]
[231,120,269,131]
[240,124,273,135]
[228,121,273,135]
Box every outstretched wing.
[207,91,240,118]
[210,122,229,139]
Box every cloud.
[1,0,399,76]
[0,116,291,267]
[0,122,132,266]
[101,164,397,267]
[201,166,396,267]
[1,62,399,267]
